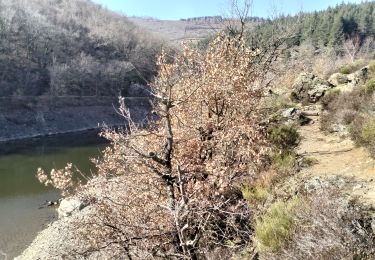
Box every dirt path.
[297,113,375,209]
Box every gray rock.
[281,107,301,119]
[280,107,310,125]
[291,73,333,103]
[328,73,349,86]
[304,177,329,193]
[347,67,369,86]
[307,84,332,103]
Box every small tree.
[38,29,281,258]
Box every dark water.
[0,135,105,258]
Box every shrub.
[321,88,341,110]
[255,198,304,252]
[272,94,296,110]
[261,190,375,259]
[339,59,366,74]
[272,151,297,175]
[242,184,270,203]
[339,64,352,74]
[365,78,375,93]
[268,125,300,151]
[320,87,370,132]
[300,156,319,167]
[350,116,375,156]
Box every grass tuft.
[255,198,304,252]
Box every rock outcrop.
[328,73,349,86]
[328,67,369,92]
[291,73,333,103]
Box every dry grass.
[260,190,375,260]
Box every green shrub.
[268,125,300,151]
[361,119,375,143]
[339,64,352,74]
[255,198,304,252]
[272,151,297,175]
[242,184,269,203]
[300,156,319,167]
[365,78,375,92]
[339,59,366,74]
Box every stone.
[328,73,349,86]
[307,84,332,103]
[304,177,329,193]
[57,198,85,218]
[280,107,310,125]
[347,66,369,86]
[291,73,333,103]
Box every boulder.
[291,73,333,103]
[58,198,85,218]
[328,73,349,86]
[347,66,369,86]
[307,84,332,103]
[280,107,310,125]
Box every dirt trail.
[298,113,375,209]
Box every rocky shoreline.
[0,96,151,144]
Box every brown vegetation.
[36,22,288,257]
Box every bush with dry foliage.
[37,29,283,258]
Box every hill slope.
[129,16,264,45]
[0,0,161,97]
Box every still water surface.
[0,137,105,258]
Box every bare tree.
[343,35,361,63]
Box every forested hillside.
[0,0,161,97]
[249,2,375,48]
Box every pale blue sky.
[92,0,365,20]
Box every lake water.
[0,136,105,259]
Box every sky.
[92,0,365,20]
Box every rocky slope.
[0,96,151,143]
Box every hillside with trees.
[0,0,161,97]
[248,1,375,50]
